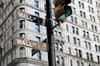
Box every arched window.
[56,56,60,64]
[61,57,64,66]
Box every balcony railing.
[7,57,48,66]
[15,38,47,51]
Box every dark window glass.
[19,33,25,38]
[19,20,25,28]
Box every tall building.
[0,0,48,66]
[0,0,100,66]
[55,0,100,66]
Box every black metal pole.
[46,0,56,66]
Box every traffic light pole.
[46,0,56,66]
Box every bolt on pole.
[46,0,56,66]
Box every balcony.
[7,58,48,66]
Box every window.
[35,22,40,32]
[56,56,60,64]
[12,26,15,33]
[68,47,72,54]
[95,45,100,52]
[79,1,84,9]
[72,7,76,14]
[86,52,93,61]
[70,59,73,66]
[19,7,25,12]
[34,0,39,8]
[89,15,95,22]
[76,28,79,35]
[88,6,94,13]
[92,16,95,22]
[73,37,77,45]
[97,56,100,63]
[32,49,41,60]
[66,24,69,32]
[67,35,70,43]
[61,57,64,66]
[93,34,96,41]
[81,62,84,66]
[20,47,25,57]
[77,60,80,66]
[87,32,89,39]
[91,25,97,32]
[72,26,75,34]
[88,42,91,50]
[73,37,81,46]
[88,6,91,12]
[80,11,82,17]
[75,17,78,24]
[95,26,97,32]
[11,40,13,47]
[72,26,79,35]
[58,32,62,37]
[77,39,81,46]
[19,20,25,29]
[88,64,91,66]
[75,49,82,58]
[86,52,89,60]
[71,16,74,22]
[80,11,86,18]
[55,30,57,36]
[55,40,64,52]
[81,20,88,29]
[90,53,93,61]
[83,30,90,39]
[34,12,40,32]
[55,42,58,50]
[19,33,25,38]
[59,44,63,52]
[70,16,78,24]
[99,46,100,52]
[93,34,100,42]
[87,0,93,4]
[58,42,64,52]
[91,8,94,13]
[91,25,94,31]
[75,49,78,57]
[19,0,25,3]
[79,50,82,58]
[96,2,100,8]
[83,12,86,18]
[95,45,97,52]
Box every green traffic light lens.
[64,6,72,17]
[58,6,72,21]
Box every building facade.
[0,0,48,66]
[54,0,100,66]
[0,0,100,66]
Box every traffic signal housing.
[55,0,72,21]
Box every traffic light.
[55,0,72,21]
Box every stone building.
[0,0,48,66]
[0,0,100,66]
